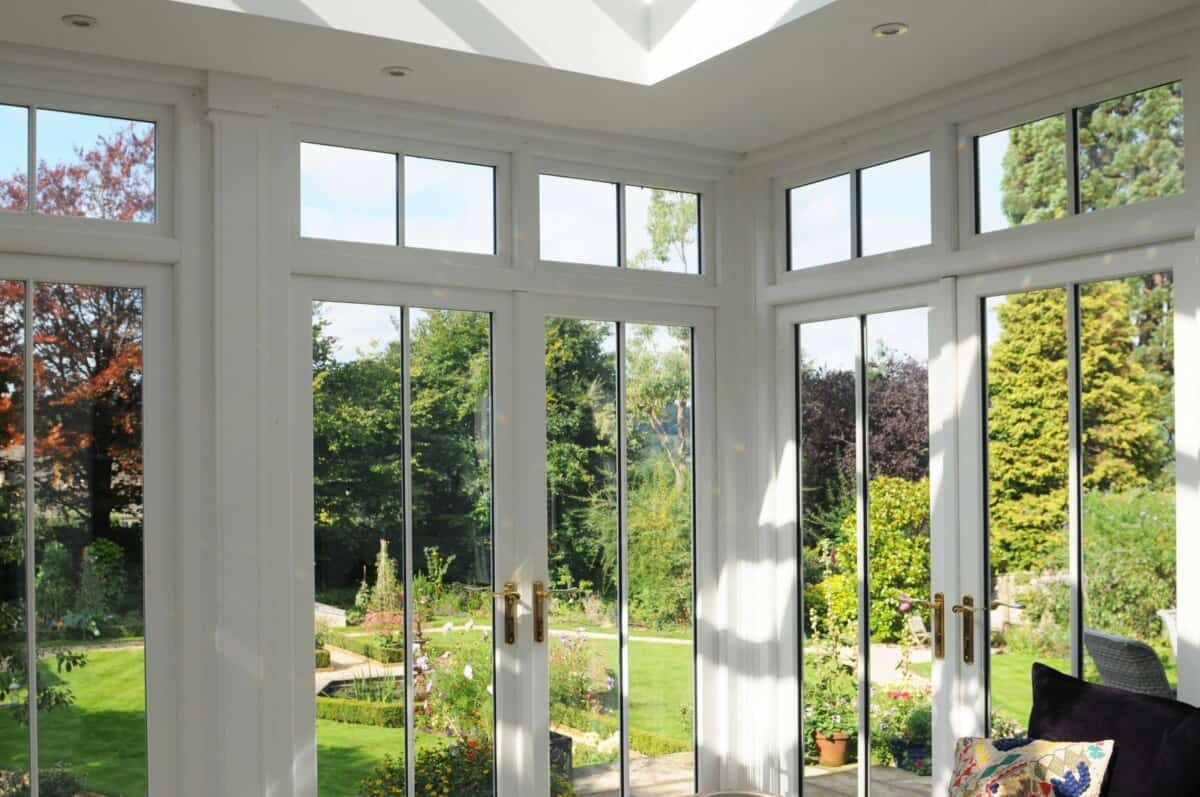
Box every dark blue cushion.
[1028,663,1200,795]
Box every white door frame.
[0,255,177,796]
[954,238,1200,730]
[516,292,718,797]
[772,277,960,795]
[288,276,524,797]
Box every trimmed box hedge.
[550,705,690,757]
[316,696,405,728]
[326,631,405,664]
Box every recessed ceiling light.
[872,22,909,39]
[381,65,413,78]
[62,13,99,29]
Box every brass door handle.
[990,600,1025,611]
[533,581,579,643]
[486,582,520,645]
[907,593,945,660]
[952,595,977,664]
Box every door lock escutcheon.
[952,595,977,665]
[488,582,520,645]
[533,581,580,644]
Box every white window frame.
[0,85,175,241]
[772,133,937,282]
[0,254,177,796]
[957,59,1190,252]
[289,123,513,268]
[514,292,719,797]
[772,279,960,794]
[532,157,717,287]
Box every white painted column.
[206,71,275,795]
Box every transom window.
[539,174,702,275]
[786,151,931,271]
[0,105,157,223]
[974,80,1184,234]
[300,142,498,255]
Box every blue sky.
[800,307,930,373]
[789,152,931,270]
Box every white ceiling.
[1,0,1194,152]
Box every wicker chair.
[1084,628,1175,699]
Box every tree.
[627,190,698,273]
[1078,82,1184,211]
[545,319,617,592]
[985,282,1169,571]
[1000,115,1069,226]
[0,122,155,222]
[311,310,405,593]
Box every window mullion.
[854,314,870,796]
[616,322,631,795]
[400,305,416,797]
[23,279,38,796]
[1066,285,1084,678]
[1066,106,1080,216]
[616,184,627,269]
[850,171,862,260]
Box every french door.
[293,283,715,797]
[775,281,962,795]
[956,246,1183,740]
[776,243,1189,795]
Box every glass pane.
[410,308,496,796]
[984,289,1070,735]
[35,110,156,223]
[976,115,1068,233]
[787,174,851,270]
[301,143,397,245]
[311,301,407,796]
[0,105,28,212]
[625,186,700,274]
[33,284,146,795]
[0,281,28,781]
[860,152,932,257]
[625,324,694,797]
[539,175,618,266]
[1078,81,1184,213]
[865,308,934,790]
[798,317,860,794]
[403,156,495,255]
[544,318,619,796]
[1080,274,1176,694]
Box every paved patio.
[803,765,930,795]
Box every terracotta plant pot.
[814,731,851,767]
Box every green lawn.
[0,648,147,797]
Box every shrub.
[1082,489,1175,643]
[420,633,494,735]
[76,538,128,619]
[810,477,930,642]
[1004,572,1071,657]
[315,649,331,669]
[549,632,611,712]
[35,542,74,625]
[548,704,690,756]
[359,737,499,797]
[315,696,404,727]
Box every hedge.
[550,704,690,757]
[326,631,405,663]
[315,649,331,669]
[316,696,405,728]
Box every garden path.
[868,644,931,685]
[315,646,405,694]
[803,765,930,795]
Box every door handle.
[486,582,521,645]
[533,581,579,643]
[952,595,978,664]
[902,592,945,660]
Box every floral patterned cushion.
[949,737,1114,797]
